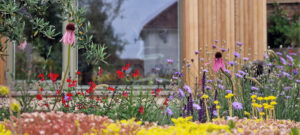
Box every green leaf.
[290,127,299,135]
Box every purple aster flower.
[232,102,243,110]
[184,85,192,94]
[207,80,213,83]
[205,86,212,90]
[228,61,236,66]
[236,41,243,46]
[193,104,201,110]
[296,80,300,83]
[211,44,217,48]
[243,57,249,61]
[220,48,227,52]
[264,54,269,59]
[178,88,185,97]
[226,90,232,93]
[168,95,174,101]
[213,110,218,116]
[218,84,224,90]
[280,57,287,65]
[284,86,292,91]
[166,107,173,116]
[282,72,291,77]
[276,52,282,56]
[167,59,174,64]
[194,51,200,55]
[286,96,291,99]
[238,70,247,76]
[214,40,219,43]
[203,69,209,73]
[289,52,297,56]
[251,86,259,91]
[224,69,231,74]
[267,63,272,66]
[235,73,243,78]
[234,52,240,58]
[172,76,178,80]
[64,95,72,101]
[286,55,294,63]
[216,78,222,83]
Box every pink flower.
[18,40,27,50]
[60,23,76,45]
[212,52,225,72]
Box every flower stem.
[204,99,210,122]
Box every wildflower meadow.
[0,0,300,135]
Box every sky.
[111,0,177,59]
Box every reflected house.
[140,2,179,76]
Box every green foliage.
[268,3,300,48]
[290,127,299,135]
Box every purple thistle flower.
[235,73,243,78]
[234,52,240,58]
[166,107,173,116]
[193,104,201,110]
[280,57,287,65]
[283,86,292,91]
[178,89,185,97]
[238,70,247,76]
[226,90,232,93]
[286,55,294,63]
[232,102,243,110]
[205,86,212,90]
[167,59,174,64]
[194,51,200,55]
[243,57,249,61]
[184,85,192,94]
[251,86,259,91]
[236,41,243,46]
[211,44,217,48]
[218,84,224,90]
[228,61,236,66]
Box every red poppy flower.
[116,70,124,78]
[48,73,59,83]
[133,70,140,77]
[67,78,71,83]
[123,91,128,97]
[39,88,43,91]
[76,71,81,75]
[56,90,60,95]
[122,63,130,71]
[139,106,144,114]
[164,98,169,106]
[64,104,69,108]
[37,73,45,81]
[36,94,43,100]
[97,68,103,76]
[66,93,73,97]
[108,86,115,91]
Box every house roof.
[143,2,178,29]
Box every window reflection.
[78,0,179,85]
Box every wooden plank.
[198,0,204,67]
[0,37,6,84]
[243,0,249,59]
[253,0,258,60]
[267,0,300,3]
[262,0,268,59]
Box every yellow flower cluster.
[138,116,230,135]
[0,86,9,96]
[225,93,234,99]
[10,102,20,113]
[0,124,11,135]
[201,94,209,99]
[251,95,277,120]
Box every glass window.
[78,0,180,85]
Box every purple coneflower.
[193,104,201,110]
[60,23,76,45]
[212,52,225,72]
[166,107,173,116]
[234,52,240,58]
[18,40,27,50]
[232,102,243,110]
